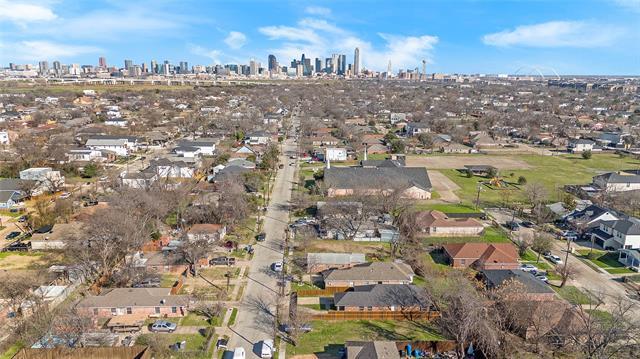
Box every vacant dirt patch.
[407,155,531,170]
[428,171,460,203]
[0,253,46,270]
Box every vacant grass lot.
[412,202,481,213]
[136,333,212,359]
[286,320,445,356]
[421,226,510,245]
[553,285,596,305]
[439,153,638,206]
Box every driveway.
[226,115,299,358]
[427,170,460,203]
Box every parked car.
[260,339,274,358]
[535,274,549,283]
[150,320,177,333]
[210,257,236,266]
[216,338,228,350]
[505,221,520,231]
[281,323,312,334]
[5,231,21,240]
[4,241,30,252]
[17,215,27,223]
[561,231,578,241]
[272,261,283,272]
[59,192,71,199]
[519,264,537,272]
[546,254,563,264]
[256,233,266,242]
[232,347,246,359]
[520,221,534,228]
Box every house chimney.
[364,146,368,161]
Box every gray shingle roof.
[334,284,429,308]
[594,171,640,184]
[307,252,366,266]
[323,262,414,282]
[324,167,431,191]
[77,288,190,308]
[481,269,555,294]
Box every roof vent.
[160,299,166,304]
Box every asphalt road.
[226,117,299,358]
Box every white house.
[104,118,128,127]
[404,122,431,136]
[86,136,138,157]
[618,249,640,271]
[66,148,105,162]
[591,217,640,250]
[151,159,195,178]
[245,131,270,145]
[389,113,407,125]
[177,138,217,156]
[568,139,595,153]
[121,171,158,189]
[325,147,348,161]
[19,167,65,194]
[173,146,201,158]
[593,171,640,192]
[0,131,9,144]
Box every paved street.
[226,115,299,358]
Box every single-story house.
[325,147,348,161]
[593,171,640,192]
[306,252,366,273]
[414,210,484,237]
[324,167,431,199]
[187,223,226,243]
[463,165,498,177]
[245,131,270,145]
[478,269,556,301]
[345,341,400,359]
[30,223,81,250]
[77,288,190,318]
[618,248,640,270]
[442,243,519,270]
[568,139,595,153]
[334,284,430,312]
[323,262,414,288]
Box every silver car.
[150,320,177,333]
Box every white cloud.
[189,44,222,64]
[0,40,101,61]
[614,0,640,13]
[0,0,57,24]
[258,17,437,71]
[224,31,247,49]
[304,6,331,16]
[482,21,623,48]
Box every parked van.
[260,339,274,358]
[232,347,245,359]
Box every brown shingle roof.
[415,210,483,228]
[443,243,518,263]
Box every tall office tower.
[150,60,157,74]
[268,54,278,72]
[124,59,133,69]
[325,58,331,73]
[52,61,61,76]
[162,63,170,75]
[331,54,339,74]
[141,63,148,73]
[9,63,16,70]
[315,58,322,74]
[338,54,346,75]
[98,56,107,68]
[353,47,360,75]
[38,61,49,75]
[249,59,259,76]
[296,63,304,77]
[179,61,188,74]
[422,59,426,80]
[387,60,392,78]
[303,58,311,76]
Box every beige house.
[324,167,431,200]
[323,262,414,288]
[414,210,484,237]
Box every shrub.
[582,150,592,159]
[517,176,527,185]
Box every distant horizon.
[1,0,639,75]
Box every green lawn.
[412,202,481,213]
[136,333,211,358]
[181,312,221,327]
[228,308,238,326]
[292,282,322,291]
[421,226,510,245]
[0,251,43,261]
[201,267,241,280]
[0,342,24,359]
[553,285,596,305]
[440,153,639,206]
[287,320,445,356]
[576,250,634,274]
[160,274,179,288]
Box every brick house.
[442,243,519,270]
[324,167,432,200]
[334,284,429,312]
[414,210,484,237]
[77,288,190,319]
[323,262,414,288]
[478,269,556,301]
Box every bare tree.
[531,233,554,262]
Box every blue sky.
[1,0,639,75]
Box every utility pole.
[475,182,482,210]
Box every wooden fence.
[311,310,439,321]
[170,275,185,295]
[295,287,349,297]
[13,345,151,359]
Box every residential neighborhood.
[0,76,638,359]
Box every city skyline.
[1,0,639,75]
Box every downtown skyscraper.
[353,47,360,75]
